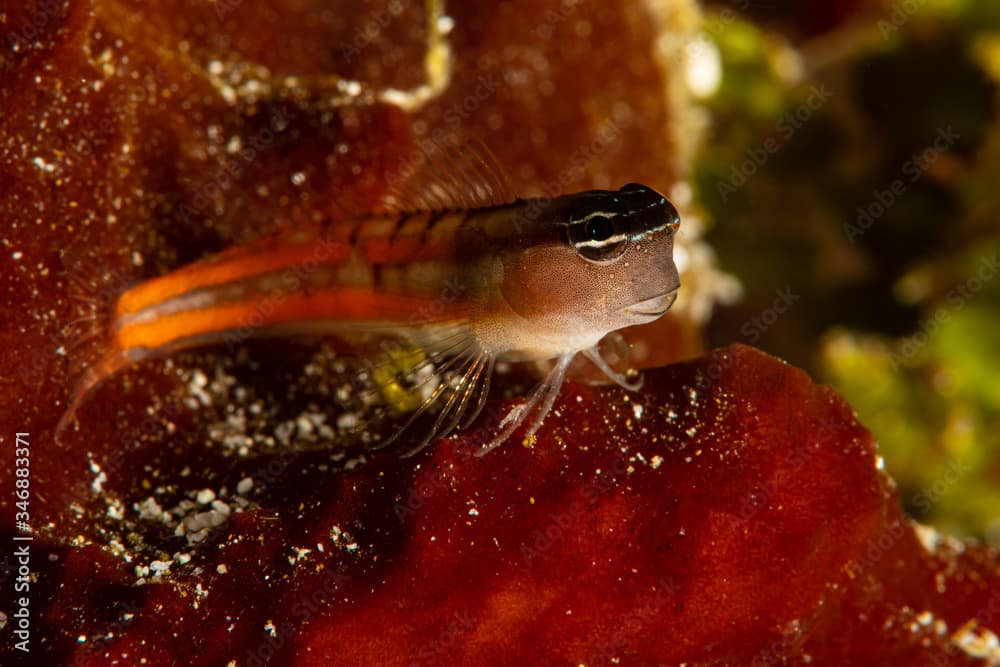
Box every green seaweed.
[694,6,1000,541]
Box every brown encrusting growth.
[1,1,997,665]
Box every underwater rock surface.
[6,346,1000,665]
[2,0,998,665]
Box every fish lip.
[624,289,679,317]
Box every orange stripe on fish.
[116,287,465,352]
[116,233,352,317]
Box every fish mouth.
[624,289,679,318]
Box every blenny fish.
[56,144,681,454]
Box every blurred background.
[691,0,1000,543]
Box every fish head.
[499,183,681,351]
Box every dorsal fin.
[379,136,518,214]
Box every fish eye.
[568,214,629,262]
[586,215,614,242]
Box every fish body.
[58,176,681,453]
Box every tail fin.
[55,348,134,441]
[56,251,135,442]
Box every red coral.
[9,347,1000,665]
